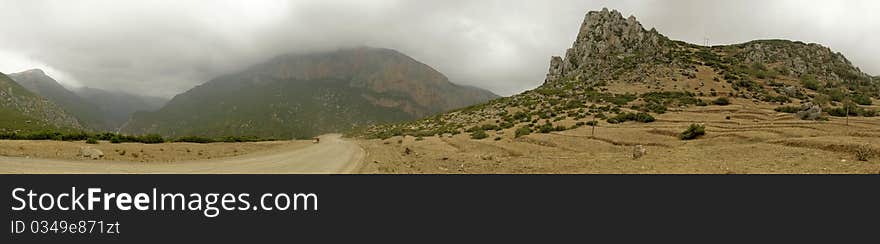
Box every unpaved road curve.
[0,134,363,174]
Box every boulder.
[80,147,104,160]
[632,145,647,159]
[797,102,822,120]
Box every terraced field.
[358,101,880,174]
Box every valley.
[1,8,878,174]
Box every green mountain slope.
[8,69,107,130]
[0,72,82,132]
[361,8,879,138]
[121,47,498,138]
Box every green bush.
[801,75,821,90]
[642,103,667,114]
[607,112,656,124]
[174,136,215,144]
[852,94,873,105]
[774,106,800,113]
[86,138,98,144]
[139,134,165,144]
[470,130,489,140]
[679,124,706,140]
[538,123,554,133]
[827,107,848,117]
[515,126,532,138]
[696,100,708,106]
[712,97,731,106]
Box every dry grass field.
[358,100,880,174]
[0,140,303,163]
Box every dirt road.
[0,134,364,174]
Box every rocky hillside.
[360,8,878,139]
[0,72,83,132]
[121,47,498,138]
[8,69,107,130]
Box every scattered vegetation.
[826,102,877,117]
[0,131,275,144]
[470,130,489,140]
[679,124,706,140]
[514,126,532,138]
[712,97,731,106]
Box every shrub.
[712,97,731,106]
[679,124,706,140]
[607,112,655,124]
[852,94,873,105]
[538,123,554,133]
[220,136,265,143]
[827,107,848,117]
[774,106,800,113]
[585,121,599,127]
[855,145,876,161]
[139,134,165,144]
[801,75,821,90]
[86,138,98,144]
[696,100,708,106]
[515,126,532,138]
[174,136,215,144]
[470,130,489,140]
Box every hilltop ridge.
[360,8,878,139]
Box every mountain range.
[4,9,876,140]
[120,47,498,138]
[7,69,167,131]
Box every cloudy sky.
[0,0,877,97]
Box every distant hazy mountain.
[122,47,499,138]
[0,72,82,132]
[74,87,168,131]
[8,69,107,130]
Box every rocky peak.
[731,40,870,82]
[545,8,670,84]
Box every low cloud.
[0,0,877,97]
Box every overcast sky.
[0,0,877,97]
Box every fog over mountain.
[0,0,877,97]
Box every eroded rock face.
[545,56,564,83]
[545,8,671,84]
[733,41,870,83]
